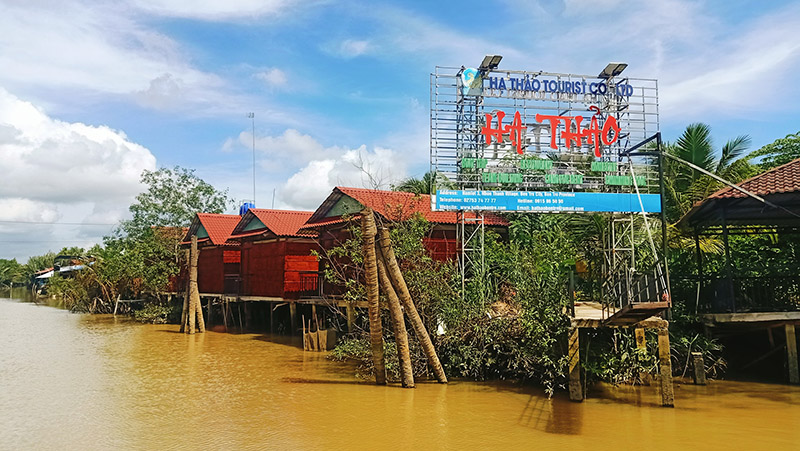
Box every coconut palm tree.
[393,171,454,195]
[663,123,756,222]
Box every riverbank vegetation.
[12,125,800,391]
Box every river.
[1,297,798,450]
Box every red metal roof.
[231,209,315,238]
[183,213,241,246]
[708,158,800,199]
[302,187,509,230]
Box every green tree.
[392,171,454,195]
[748,131,800,171]
[0,259,24,287]
[119,166,233,238]
[663,123,756,222]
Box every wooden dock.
[569,301,673,407]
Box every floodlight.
[479,54,503,71]
[598,62,628,79]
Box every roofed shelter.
[677,158,800,384]
[229,209,318,300]
[181,213,242,295]
[300,186,509,262]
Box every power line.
[0,220,117,226]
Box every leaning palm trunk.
[377,227,447,384]
[376,246,415,388]
[361,209,386,384]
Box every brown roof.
[709,158,800,199]
[230,209,315,238]
[302,187,509,232]
[678,157,800,229]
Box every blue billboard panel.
[433,190,661,213]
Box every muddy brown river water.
[1,297,799,450]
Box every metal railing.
[671,275,800,313]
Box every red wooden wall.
[240,239,318,298]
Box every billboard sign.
[430,66,660,213]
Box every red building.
[299,186,508,262]
[181,213,241,294]
[229,209,318,299]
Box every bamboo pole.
[179,249,190,333]
[194,243,205,334]
[377,227,447,384]
[361,209,386,385]
[377,244,415,388]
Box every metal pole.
[657,133,672,309]
[248,112,256,204]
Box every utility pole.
[248,112,256,204]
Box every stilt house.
[181,213,242,295]
[229,209,318,299]
[298,186,509,261]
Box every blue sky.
[1,0,800,260]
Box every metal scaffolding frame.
[431,66,667,307]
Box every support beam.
[346,303,355,333]
[568,328,582,402]
[787,323,799,384]
[289,302,297,336]
[635,327,650,385]
[691,352,707,385]
[657,326,674,407]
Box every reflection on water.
[1,297,799,450]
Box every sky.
[1,0,800,261]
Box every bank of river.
[1,297,799,450]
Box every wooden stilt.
[180,249,190,333]
[657,325,675,407]
[269,303,274,333]
[786,323,799,384]
[289,302,297,336]
[691,352,707,385]
[346,303,355,334]
[244,302,251,330]
[207,298,213,329]
[568,327,582,402]
[635,327,650,385]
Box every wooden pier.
[569,301,674,407]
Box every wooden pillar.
[786,323,799,384]
[691,352,707,385]
[635,327,646,350]
[721,210,736,312]
[657,325,675,407]
[207,298,213,329]
[179,249,190,333]
[244,302,251,330]
[635,327,650,385]
[267,302,273,333]
[568,327,582,402]
[346,303,355,333]
[289,302,297,336]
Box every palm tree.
[664,123,756,222]
[393,171,453,195]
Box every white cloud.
[0,88,157,259]
[255,68,289,87]
[129,0,314,21]
[0,2,254,116]
[338,39,372,58]
[280,146,406,210]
